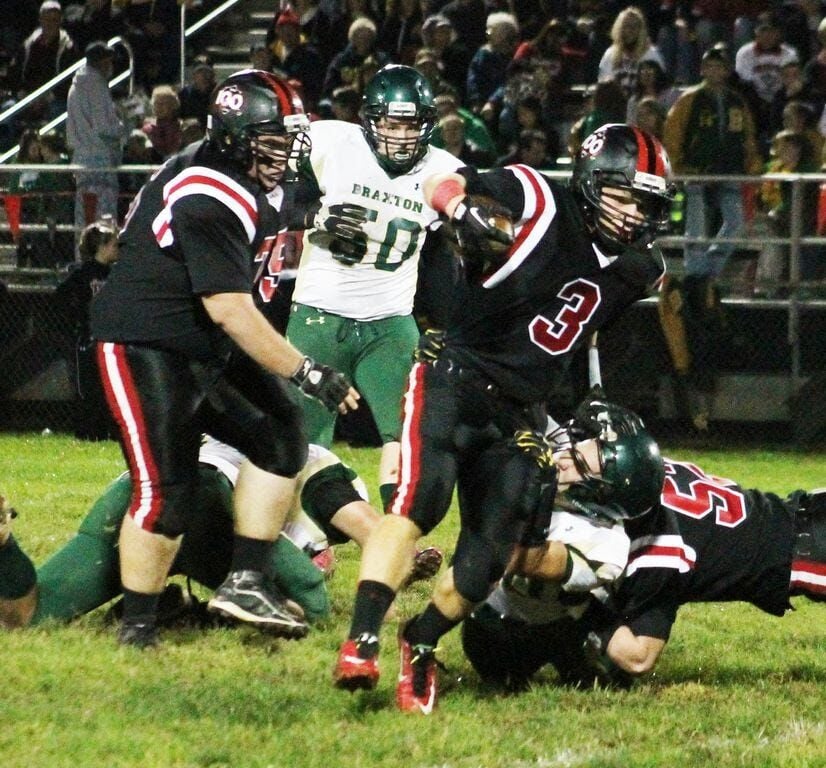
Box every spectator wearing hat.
[178,60,215,130]
[66,40,123,241]
[270,7,325,111]
[321,17,389,101]
[664,46,763,282]
[7,0,80,124]
[735,11,800,133]
[420,13,471,101]
[267,0,339,72]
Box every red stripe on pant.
[390,362,428,518]
[96,342,164,530]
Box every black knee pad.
[300,463,363,544]
[452,529,509,604]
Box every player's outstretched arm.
[606,626,666,675]
[202,291,360,414]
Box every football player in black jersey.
[90,70,359,648]
[462,446,826,690]
[333,124,676,712]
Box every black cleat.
[207,570,309,639]
[117,621,160,649]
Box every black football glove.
[451,195,514,262]
[413,328,446,363]
[511,428,556,481]
[290,356,352,412]
[308,202,371,265]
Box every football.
[468,194,515,254]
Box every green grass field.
[2,433,826,768]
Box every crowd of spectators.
[1,0,826,289]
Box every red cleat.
[333,635,380,691]
[396,627,438,714]
[404,546,444,587]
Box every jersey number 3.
[529,279,601,355]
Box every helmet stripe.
[258,70,298,116]
[633,126,666,177]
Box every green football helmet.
[362,64,437,174]
[207,69,310,174]
[559,398,665,520]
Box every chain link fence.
[1,165,825,445]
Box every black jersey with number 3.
[615,459,797,640]
[445,164,665,403]
[90,142,282,360]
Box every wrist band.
[290,356,313,384]
[430,178,465,213]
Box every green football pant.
[287,304,419,446]
[31,467,329,624]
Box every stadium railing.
[0,168,825,442]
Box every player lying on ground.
[462,400,826,689]
[0,437,441,633]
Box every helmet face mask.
[362,64,437,174]
[572,123,674,251]
[207,69,311,188]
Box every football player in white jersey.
[285,64,463,510]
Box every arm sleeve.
[460,166,526,219]
[612,560,681,641]
[624,602,678,641]
[414,228,460,329]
